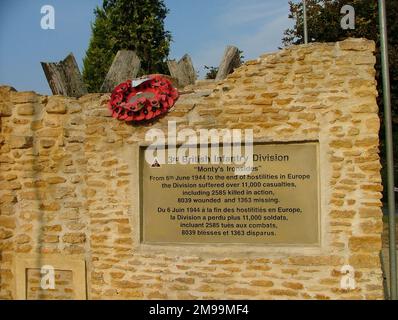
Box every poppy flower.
[114,81,130,94]
[134,110,146,121]
[145,108,155,120]
[124,110,135,122]
[110,92,123,106]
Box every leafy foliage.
[83,0,172,92]
[283,0,398,201]
[283,0,397,122]
[204,66,219,80]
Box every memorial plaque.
[140,142,320,245]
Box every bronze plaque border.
[139,141,321,247]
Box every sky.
[0,0,293,95]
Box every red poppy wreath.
[108,74,179,122]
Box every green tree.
[283,0,398,201]
[283,0,378,46]
[283,0,397,120]
[204,65,219,80]
[83,0,172,92]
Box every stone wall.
[0,38,384,300]
[26,269,74,300]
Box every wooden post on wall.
[41,53,88,98]
[100,50,141,93]
[215,46,242,81]
[167,54,196,88]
